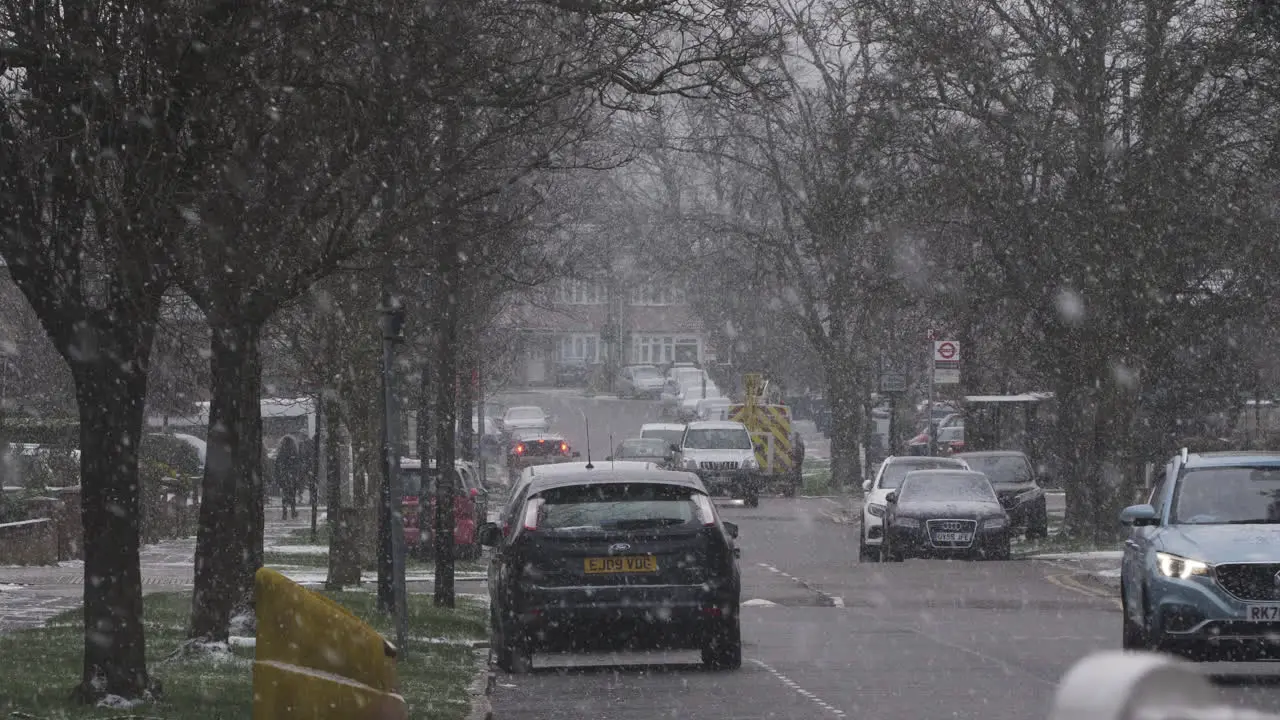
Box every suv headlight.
[742,456,758,470]
[867,503,885,518]
[683,458,698,469]
[1156,552,1210,579]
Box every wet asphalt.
[487,390,1280,720]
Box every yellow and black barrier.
[253,567,408,720]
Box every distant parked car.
[617,364,665,399]
[608,438,676,467]
[554,360,591,387]
[402,458,489,560]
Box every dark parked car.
[607,438,676,467]
[477,467,742,673]
[505,430,578,483]
[953,451,1049,539]
[881,469,1011,561]
[554,359,591,387]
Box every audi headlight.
[984,517,1008,529]
[1156,552,1210,579]
[894,517,920,528]
[867,503,885,518]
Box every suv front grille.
[1215,563,1280,601]
[700,461,739,471]
[925,519,977,548]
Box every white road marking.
[751,659,846,717]
[743,598,779,607]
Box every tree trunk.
[70,354,153,702]
[434,292,459,608]
[824,355,866,489]
[417,333,436,461]
[191,322,264,641]
[457,345,475,463]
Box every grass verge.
[0,590,487,720]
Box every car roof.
[1184,451,1280,468]
[641,423,686,431]
[527,467,706,493]
[885,455,968,465]
[903,469,988,478]
[954,451,1026,459]
[505,405,545,413]
[685,420,746,430]
[619,437,666,445]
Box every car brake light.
[560,442,568,453]
[516,444,524,455]
[523,498,544,531]
[693,494,717,526]
[469,488,479,497]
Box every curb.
[465,647,495,720]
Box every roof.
[885,455,968,466]
[641,423,687,431]
[1185,451,1280,468]
[963,393,1054,403]
[685,420,747,430]
[954,451,1027,459]
[505,406,546,414]
[527,467,706,493]
[511,430,565,442]
[901,469,988,480]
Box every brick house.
[499,277,713,386]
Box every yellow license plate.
[584,556,658,574]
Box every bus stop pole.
[927,338,936,456]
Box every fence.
[1051,651,1280,720]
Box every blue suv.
[1120,449,1280,660]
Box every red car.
[401,458,489,560]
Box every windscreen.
[632,367,661,380]
[900,473,997,503]
[683,428,752,450]
[506,407,544,421]
[879,459,968,489]
[1173,466,1280,524]
[962,455,1031,484]
[641,428,684,447]
[616,439,668,458]
[532,483,708,532]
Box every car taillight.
[515,444,524,455]
[560,442,568,453]
[469,488,479,497]
[523,498,544,531]
[693,494,717,526]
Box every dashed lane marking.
[757,563,844,608]
[743,599,779,607]
[750,659,846,717]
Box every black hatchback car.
[881,469,1011,561]
[477,467,742,673]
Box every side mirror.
[885,491,898,504]
[572,451,581,459]
[1120,504,1159,527]
[861,479,872,493]
[722,521,739,539]
[477,522,501,547]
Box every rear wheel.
[493,613,532,674]
[701,617,742,670]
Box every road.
[487,389,1280,720]
[496,389,664,461]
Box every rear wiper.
[602,518,689,529]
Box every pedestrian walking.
[275,436,301,520]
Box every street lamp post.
[377,293,408,656]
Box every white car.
[859,455,971,562]
[676,420,761,506]
[640,422,686,451]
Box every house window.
[557,280,605,305]
[628,285,687,306]
[561,333,603,362]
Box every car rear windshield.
[900,474,996,503]
[962,455,1031,484]
[531,483,707,532]
[879,459,968,489]
[641,429,684,447]
[1173,466,1280,524]
[683,428,752,450]
[507,408,544,421]
[616,439,668,458]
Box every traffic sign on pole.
[933,340,960,385]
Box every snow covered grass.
[0,589,488,720]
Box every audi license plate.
[933,532,973,543]
[1246,605,1280,621]
[584,556,658,574]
